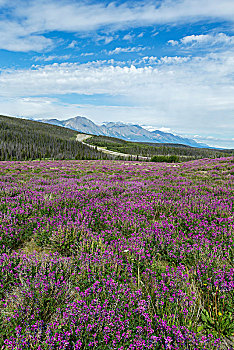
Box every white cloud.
[159,127,171,133]
[88,34,115,45]
[107,46,146,55]
[80,52,95,57]
[142,125,158,132]
[123,33,134,41]
[142,125,172,132]
[158,56,191,64]
[0,0,10,6]
[0,49,233,146]
[164,56,187,63]
[192,134,234,148]
[0,54,233,108]
[0,25,53,52]
[141,56,191,64]
[168,33,234,48]
[104,36,114,44]
[34,55,71,62]
[19,0,230,33]
[168,40,179,46]
[181,34,210,45]
[67,40,77,49]
[0,96,62,118]
[0,0,234,52]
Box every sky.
[0,0,234,148]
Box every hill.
[0,115,111,161]
[84,134,233,161]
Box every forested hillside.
[0,115,110,161]
[1,115,232,162]
[85,135,233,161]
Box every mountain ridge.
[39,115,208,148]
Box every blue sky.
[0,0,234,148]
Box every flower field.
[0,157,233,349]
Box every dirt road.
[76,133,150,160]
[76,134,93,142]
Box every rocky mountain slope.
[39,116,207,148]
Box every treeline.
[0,115,112,161]
[86,135,233,161]
[151,155,180,163]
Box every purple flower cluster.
[0,157,233,349]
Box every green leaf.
[197,325,204,332]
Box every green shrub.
[151,155,180,162]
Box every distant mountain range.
[38,116,208,148]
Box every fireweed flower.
[0,157,233,349]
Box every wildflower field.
[0,157,233,349]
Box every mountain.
[39,116,208,148]
[64,116,107,135]
[150,130,203,147]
